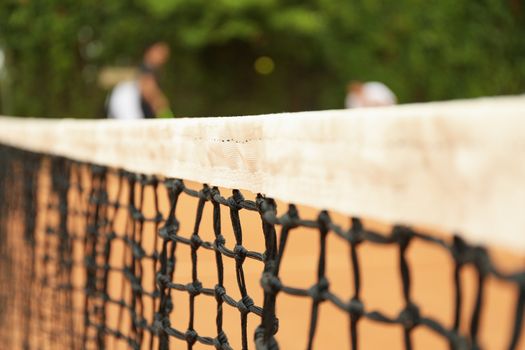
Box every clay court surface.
[1,165,523,350]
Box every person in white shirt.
[345,81,397,109]
[107,42,173,119]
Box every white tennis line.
[1,95,525,252]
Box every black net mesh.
[0,143,524,350]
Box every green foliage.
[0,0,523,118]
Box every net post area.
[0,143,524,350]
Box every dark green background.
[0,0,524,118]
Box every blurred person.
[345,81,397,109]
[107,42,173,119]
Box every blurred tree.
[0,0,523,117]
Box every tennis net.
[0,96,525,349]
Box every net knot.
[399,303,420,330]
[130,280,143,294]
[452,235,468,265]
[154,212,164,223]
[348,297,364,318]
[449,334,470,350]
[452,236,491,275]
[228,190,244,209]
[94,305,104,315]
[156,273,170,288]
[216,331,229,347]
[153,313,165,335]
[190,234,203,249]
[113,330,124,339]
[199,185,211,200]
[165,178,184,193]
[159,221,179,240]
[317,211,331,233]
[261,272,281,294]
[393,226,413,248]
[132,242,146,259]
[90,164,106,175]
[86,224,97,236]
[119,169,129,177]
[130,206,145,222]
[214,285,227,302]
[279,205,299,228]
[349,218,364,244]
[473,248,491,276]
[140,175,157,186]
[210,186,221,201]
[133,316,148,330]
[309,277,329,301]
[237,295,254,314]
[84,255,96,269]
[256,195,276,213]
[214,234,226,247]
[254,325,279,350]
[234,244,248,264]
[187,281,202,296]
[185,329,198,345]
